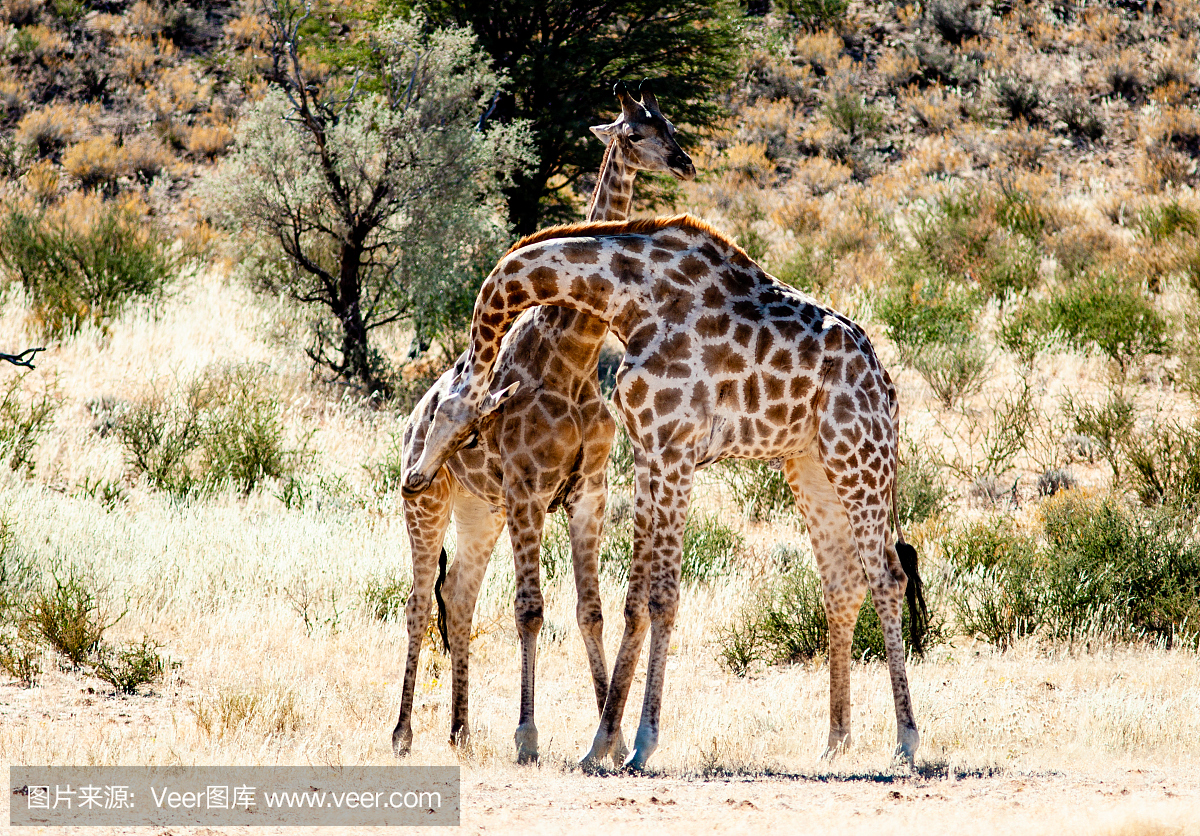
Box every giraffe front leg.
[566,471,628,767]
[392,478,452,757]
[445,493,505,751]
[507,496,548,764]
[625,461,692,772]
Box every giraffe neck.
[586,141,636,222]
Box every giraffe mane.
[585,139,616,219]
[504,214,745,259]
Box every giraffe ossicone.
[401,213,926,771]
[390,86,694,765]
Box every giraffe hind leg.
[783,456,867,759]
[393,473,453,757]
[816,412,920,763]
[444,492,505,751]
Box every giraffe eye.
[462,432,479,450]
[628,133,645,143]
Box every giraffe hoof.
[514,723,538,765]
[392,727,413,758]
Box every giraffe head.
[590,82,696,181]
[399,360,519,499]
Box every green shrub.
[22,567,119,669]
[1041,493,1200,647]
[0,204,178,337]
[1009,272,1168,369]
[719,559,932,674]
[908,336,989,407]
[875,259,980,351]
[0,632,41,687]
[601,511,742,584]
[1063,388,1136,481]
[941,495,1200,650]
[941,517,1044,648]
[1122,420,1200,508]
[117,364,305,498]
[779,0,849,28]
[0,373,57,477]
[896,443,950,526]
[911,192,993,280]
[977,231,1040,298]
[714,459,795,521]
[1136,200,1199,243]
[363,575,410,622]
[606,422,636,489]
[94,636,168,694]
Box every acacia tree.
[415,0,743,234]
[208,2,533,395]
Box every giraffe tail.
[434,546,450,654]
[892,483,928,657]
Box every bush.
[0,632,41,687]
[875,259,980,351]
[909,336,989,407]
[601,511,742,584]
[117,364,305,498]
[942,517,1043,648]
[363,576,409,622]
[1122,420,1200,508]
[896,443,950,526]
[715,459,794,521]
[720,559,933,674]
[1041,493,1200,647]
[994,75,1042,124]
[0,373,57,477]
[0,203,178,337]
[22,567,119,669]
[1007,272,1168,369]
[940,495,1200,650]
[93,636,168,694]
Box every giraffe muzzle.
[400,472,431,500]
[670,157,696,180]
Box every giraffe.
[400,214,928,771]
[390,84,695,764]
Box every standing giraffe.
[391,84,695,764]
[401,214,927,771]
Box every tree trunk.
[505,171,547,237]
[336,238,388,397]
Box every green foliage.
[714,459,795,521]
[875,258,980,351]
[896,443,950,526]
[824,90,884,146]
[116,364,305,499]
[1136,200,1200,243]
[942,495,1200,649]
[777,0,849,28]
[1064,388,1137,481]
[601,511,743,584]
[22,566,119,669]
[0,205,177,338]
[417,0,742,233]
[941,517,1043,648]
[94,637,168,694]
[0,632,41,687]
[1122,419,1200,509]
[208,11,534,391]
[1005,272,1168,368]
[909,336,989,407]
[0,373,57,477]
[363,575,409,622]
[719,559,933,675]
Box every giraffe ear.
[480,380,520,416]
[590,120,621,145]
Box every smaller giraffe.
[402,215,927,771]
[391,85,694,764]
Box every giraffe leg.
[581,453,654,769]
[444,491,505,750]
[507,494,548,764]
[784,456,868,759]
[625,458,694,771]
[816,414,920,764]
[392,472,453,757]
[565,469,628,766]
